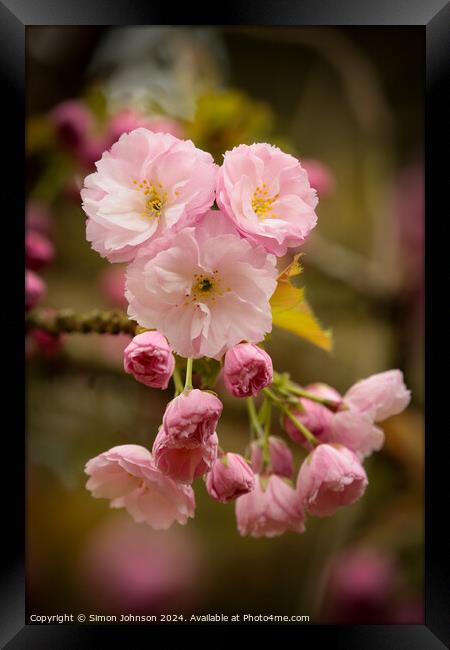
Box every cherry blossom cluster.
[82,127,411,537]
[25,202,62,357]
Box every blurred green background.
[26,27,424,623]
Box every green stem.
[246,397,264,438]
[172,367,184,396]
[262,399,272,466]
[262,387,283,404]
[272,371,340,411]
[283,409,319,447]
[287,383,340,411]
[184,358,194,391]
[263,387,320,447]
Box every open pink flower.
[250,437,294,479]
[81,128,217,263]
[85,444,195,529]
[124,331,175,389]
[153,429,218,484]
[206,452,255,503]
[235,474,305,538]
[223,343,273,397]
[125,210,277,359]
[343,370,411,422]
[216,143,318,256]
[297,443,368,517]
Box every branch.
[25,308,138,336]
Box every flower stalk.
[246,396,265,439]
[263,387,320,447]
[184,357,194,391]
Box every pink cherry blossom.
[107,110,184,145]
[206,452,255,503]
[216,143,318,256]
[235,474,305,538]
[124,331,175,389]
[343,370,411,422]
[328,410,385,461]
[223,343,273,397]
[25,230,55,271]
[250,437,293,479]
[85,444,195,529]
[28,329,62,357]
[25,270,46,310]
[51,99,93,153]
[162,389,223,442]
[125,210,277,359]
[152,389,222,483]
[302,159,335,197]
[297,443,368,517]
[153,429,219,484]
[81,128,217,263]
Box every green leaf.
[271,254,332,351]
[272,294,333,352]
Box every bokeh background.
[26,26,424,623]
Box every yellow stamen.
[252,185,279,219]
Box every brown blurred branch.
[26,308,138,336]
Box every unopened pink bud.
[153,429,219,484]
[162,389,223,443]
[302,159,336,197]
[31,329,62,357]
[26,201,52,237]
[51,100,93,152]
[124,331,175,389]
[250,436,293,478]
[153,389,223,483]
[25,270,46,310]
[344,370,411,422]
[297,443,368,517]
[206,452,255,503]
[223,343,273,397]
[235,474,305,538]
[25,230,55,271]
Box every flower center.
[133,178,168,220]
[252,184,279,219]
[184,270,229,306]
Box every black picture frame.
[4,0,449,646]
